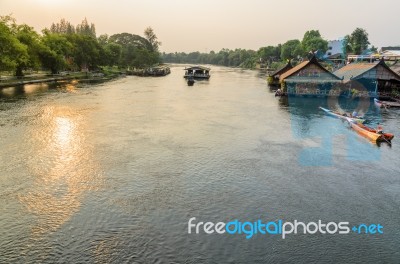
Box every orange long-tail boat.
[346,118,394,142]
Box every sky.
[1,0,399,53]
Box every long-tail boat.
[319,107,366,123]
[346,118,394,142]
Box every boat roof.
[184,66,211,71]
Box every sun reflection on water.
[19,105,103,238]
[54,117,74,147]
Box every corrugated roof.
[333,63,377,82]
[279,56,340,82]
[382,50,400,56]
[390,62,400,75]
[334,59,400,82]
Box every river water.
[0,66,399,263]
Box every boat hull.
[319,107,365,123]
[347,119,394,142]
[184,75,210,80]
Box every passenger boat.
[346,118,394,142]
[184,66,210,80]
[319,107,366,123]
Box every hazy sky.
[1,0,399,52]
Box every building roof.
[333,62,377,82]
[380,46,400,52]
[333,59,400,82]
[184,66,210,71]
[381,50,400,56]
[390,61,400,75]
[269,61,293,77]
[279,56,341,82]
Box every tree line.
[0,16,161,76]
[162,28,373,69]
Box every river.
[0,65,399,263]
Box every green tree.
[109,32,160,68]
[76,18,96,38]
[103,43,122,66]
[67,34,102,70]
[301,30,328,53]
[0,16,28,72]
[49,18,75,34]
[345,28,370,55]
[144,27,161,52]
[14,24,44,76]
[40,32,73,73]
[281,39,303,61]
[257,46,280,62]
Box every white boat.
[319,107,366,123]
[184,66,210,80]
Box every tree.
[109,32,160,68]
[144,27,161,52]
[49,18,75,34]
[67,34,102,70]
[40,32,73,73]
[281,39,303,61]
[0,16,28,72]
[76,18,96,38]
[103,43,122,66]
[14,24,44,76]
[345,28,370,55]
[301,30,328,54]
[257,46,280,63]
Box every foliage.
[301,30,328,54]
[267,76,274,85]
[144,27,161,52]
[257,45,281,64]
[344,28,370,55]
[162,48,258,68]
[40,32,73,73]
[0,16,28,72]
[14,24,46,76]
[0,15,161,75]
[76,18,96,38]
[281,39,303,61]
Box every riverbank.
[0,72,123,89]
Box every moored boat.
[319,107,366,123]
[374,98,400,108]
[346,118,394,142]
[374,98,384,108]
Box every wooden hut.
[267,61,293,86]
[279,56,342,96]
[334,59,400,96]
